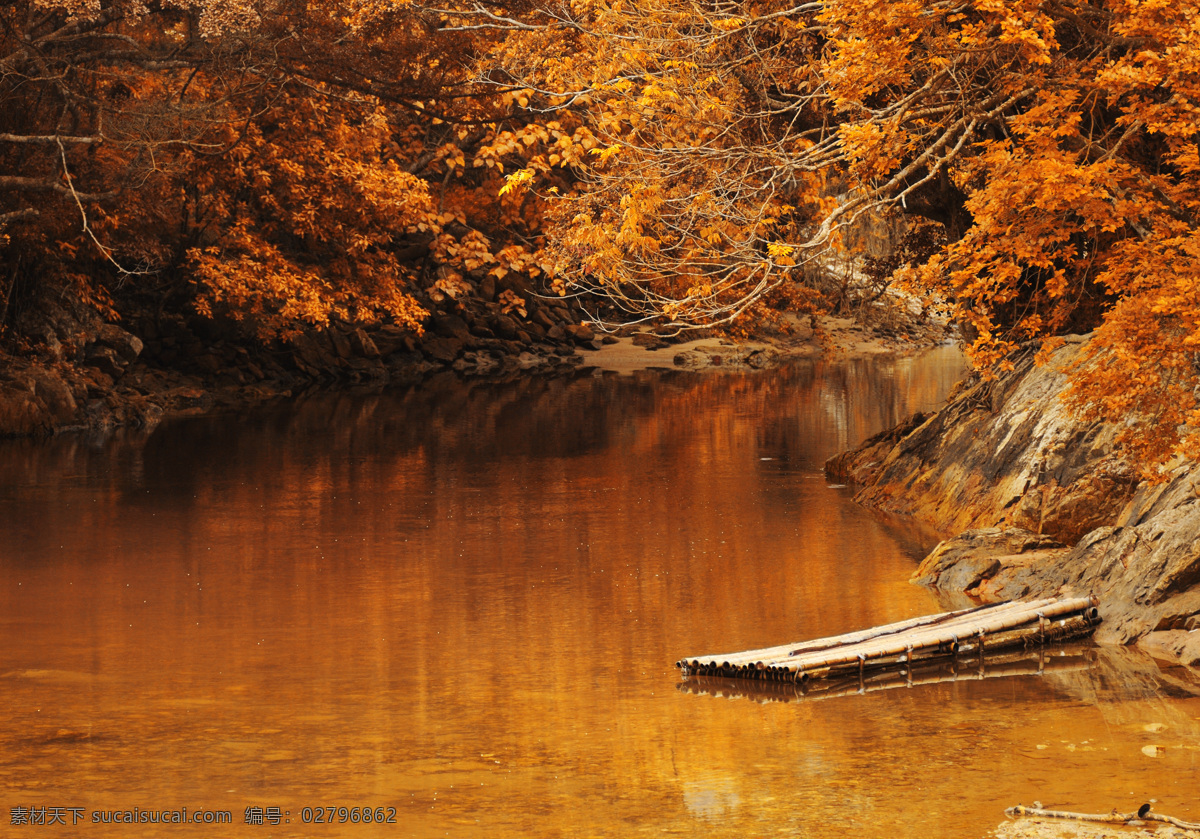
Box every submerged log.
[676,595,1100,683]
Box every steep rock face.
[827,338,1139,545]
[831,338,1200,664]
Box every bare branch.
[0,132,102,145]
[55,137,148,277]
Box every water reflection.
[1,346,1197,838]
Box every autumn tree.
[808,0,1200,469]
[0,0,588,345]
[0,0,330,350]
[6,0,1196,468]
[445,0,838,332]
[441,0,1200,469]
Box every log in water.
[676,595,1100,683]
[679,647,1098,704]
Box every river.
[1,346,1197,837]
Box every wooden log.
[769,597,1094,673]
[678,599,1022,670]
[1006,803,1200,831]
[679,596,1093,671]
[808,615,1098,682]
[676,596,1099,681]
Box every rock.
[831,335,1200,652]
[1137,630,1200,669]
[515,351,545,369]
[468,317,496,338]
[421,335,462,363]
[84,345,126,379]
[631,331,667,350]
[825,342,1138,546]
[491,314,520,340]
[96,323,143,362]
[290,332,338,371]
[349,328,380,358]
[14,282,104,358]
[328,328,353,359]
[84,370,114,396]
[0,381,50,436]
[452,351,501,375]
[910,527,1068,597]
[81,398,117,431]
[531,307,556,330]
[192,353,223,375]
[25,367,77,424]
[128,398,164,431]
[565,323,595,344]
[343,357,388,385]
[1057,492,1200,644]
[24,325,66,361]
[826,411,930,486]
[478,274,496,302]
[431,313,472,342]
[745,348,779,369]
[496,272,535,297]
[372,326,410,356]
[163,386,213,413]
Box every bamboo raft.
[679,647,1096,704]
[675,595,1100,684]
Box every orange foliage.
[4,0,1200,471]
[468,0,1200,470]
[188,95,435,338]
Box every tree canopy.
[1,0,1198,468]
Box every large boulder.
[0,364,81,435]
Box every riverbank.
[0,286,952,439]
[826,337,1200,672]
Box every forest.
[1,0,1198,468]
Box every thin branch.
[1006,803,1200,832]
[0,207,38,229]
[56,136,147,277]
[0,132,102,145]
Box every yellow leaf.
[498,168,534,197]
[588,144,623,165]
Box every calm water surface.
[1,346,1197,838]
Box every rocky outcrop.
[827,338,1139,545]
[671,343,783,370]
[829,337,1200,668]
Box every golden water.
[1,346,1197,837]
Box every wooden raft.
[675,595,1100,684]
[679,647,1097,704]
